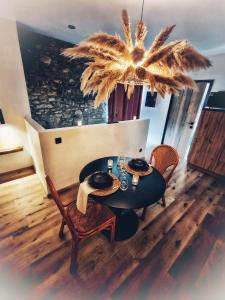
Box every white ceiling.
[1,0,225,55]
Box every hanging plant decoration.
[63,8,211,107]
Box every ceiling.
[1,0,225,55]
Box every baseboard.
[47,182,79,198]
[188,163,225,179]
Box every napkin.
[76,181,97,214]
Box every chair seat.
[67,199,115,234]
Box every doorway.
[108,84,143,123]
[162,80,214,160]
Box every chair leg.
[162,195,166,207]
[141,207,147,221]
[70,238,79,274]
[59,219,66,240]
[110,220,116,248]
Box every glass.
[119,172,128,191]
[117,156,126,172]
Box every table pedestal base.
[115,209,139,241]
[103,209,139,241]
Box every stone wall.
[17,25,107,128]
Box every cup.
[132,174,139,186]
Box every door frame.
[161,79,214,144]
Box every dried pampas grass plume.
[122,9,133,49]
[135,20,147,48]
[62,9,211,107]
[148,25,176,54]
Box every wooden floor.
[0,166,35,184]
[0,164,225,300]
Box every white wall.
[0,18,33,172]
[140,86,171,158]
[39,119,149,190]
[192,53,225,92]
[25,118,47,192]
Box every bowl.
[128,158,149,171]
[88,171,113,189]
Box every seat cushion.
[67,199,115,234]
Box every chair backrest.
[45,175,67,219]
[150,145,179,183]
[46,175,77,238]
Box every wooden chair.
[45,175,116,274]
[141,145,179,220]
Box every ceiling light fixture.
[63,0,211,107]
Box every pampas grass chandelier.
[63,0,211,107]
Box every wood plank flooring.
[0,164,225,300]
[0,166,35,184]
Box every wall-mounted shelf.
[0,145,23,155]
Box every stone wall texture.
[17,25,107,129]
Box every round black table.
[79,156,166,241]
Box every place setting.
[76,170,119,214]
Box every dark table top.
[79,156,166,210]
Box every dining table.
[79,156,166,241]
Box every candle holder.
[132,185,137,192]
[77,120,82,126]
[107,159,113,169]
[132,174,139,186]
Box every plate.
[88,171,113,189]
[128,158,149,171]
